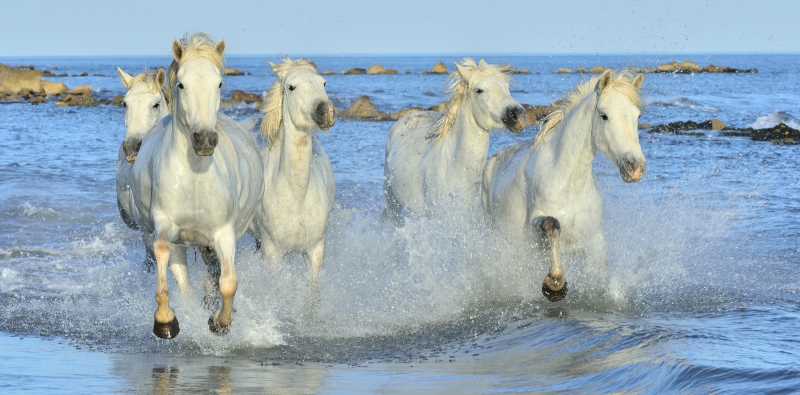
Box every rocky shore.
[647,119,799,144]
[556,61,757,75]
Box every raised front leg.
[153,239,179,339]
[208,227,237,335]
[535,216,567,302]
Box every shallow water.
[0,54,798,394]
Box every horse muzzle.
[123,138,142,164]
[618,155,646,183]
[191,130,219,156]
[313,101,336,130]
[502,105,526,133]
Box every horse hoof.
[542,276,568,302]
[208,316,230,336]
[153,317,180,339]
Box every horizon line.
[2,50,799,59]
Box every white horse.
[131,34,264,338]
[115,67,168,234]
[482,70,646,301]
[251,59,336,306]
[384,59,526,218]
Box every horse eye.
[600,113,609,121]
[218,82,223,89]
[288,85,296,91]
[122,102,127,108]
[475,88,484,94]
[323,81,327,87]
[152,103,160,109]
[177,82,184,90]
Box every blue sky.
[1,0,795,56]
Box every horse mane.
[429,58,512,140]
[260,58,319,146]
[533,71,642,149]
[128,71,163,95]
[166,33,225,112]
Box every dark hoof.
[208,316,230,336]
[542,277,568,302]
[153,317,180,339]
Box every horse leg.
[260,237,282,272]
[143,233,156,272]
[536,216,567,302]
[153,239,179,339]
[200,246,221,311]
[168,246,193,300]
[305,240,325,314]
[208,227,237,335]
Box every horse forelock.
[431,58,512,140]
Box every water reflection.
[114,354,328,394]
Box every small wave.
[69,222,125,257]
[647,97,719,113]
[750,111,800,129]
[18,201,58,219]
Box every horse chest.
[263,177,329,247]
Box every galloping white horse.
[115,67,168,234]
[482,71,646,301]
[131,34,263,338]
[251,59,336,306]
[384,59,526,218]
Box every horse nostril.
[134,140,142,151]
[208,133,218,147]
[192,133,202,144]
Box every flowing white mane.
[533,71,642,148]
[260,58,319,145]
[430,58,512,140]
[165,33,225,109]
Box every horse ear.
[155,68,166,88]
[270,62,286,80]
[633,74,645,90]
[596,70,613,92]
[216,40,226,56]
[117,67,134,89]
[172,40,183,61]
[455,62,473,81]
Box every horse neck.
[538,95,597,189]
[442,101,491,172]
[273,111,313,197]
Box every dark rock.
[224,68,248,76]
[749,123,799,144]
[647,119,799,144]
[344,68,367,75]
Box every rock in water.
[428,62,448,74]
[711,119,726,130]
[750,123,800,144]
[344,68,367,75]
[367,65,399,75]
[224,68,247,76]
[341,96,391,121]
